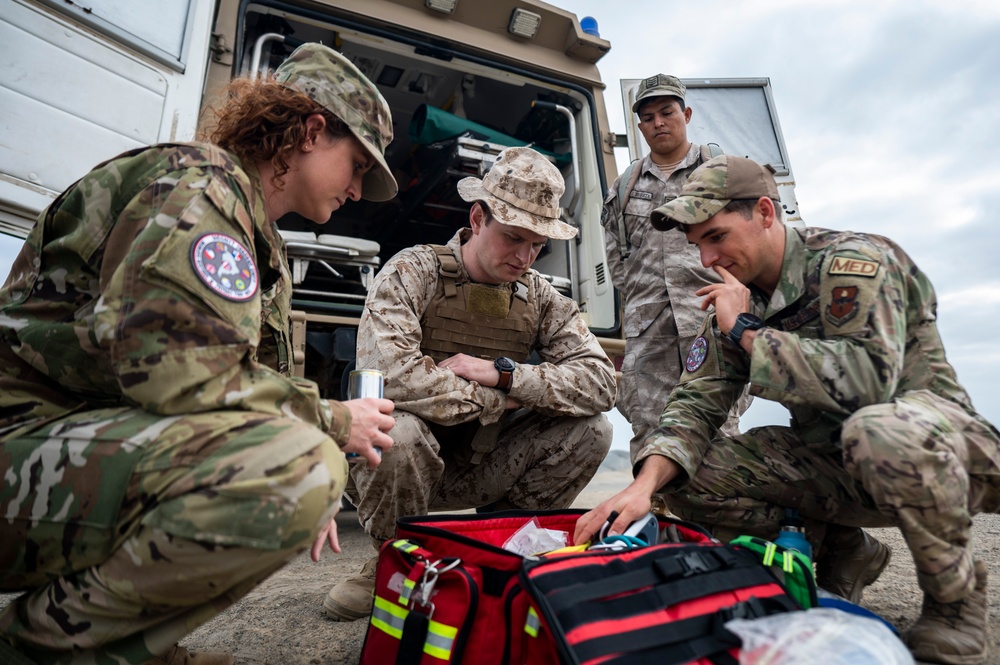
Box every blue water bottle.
[773,509,812,561]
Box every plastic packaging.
[502,518,568,557]
[773,509,812,561]
[726,607,913,665]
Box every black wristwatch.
[727,313,764,347]
[494,357,516,392]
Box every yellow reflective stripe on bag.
[524,606,540,638]
[372,595,407,639]
[393,539,421,554]
[424,621,458,660]
[371,595,459,661]
[399,576,417,605]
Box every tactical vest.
[419,245,538,364]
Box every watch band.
[728,313,764,347]
[496,368,513,392]
[494,357,515,392]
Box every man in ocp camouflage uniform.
[576,155,1000,665]
[601,74,746,462]
[324,146,617,622]
[0,43,396,665]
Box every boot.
[815,526,891,604]
[148,644,233,665]
[906,560,989,665]
[324,556,379,621]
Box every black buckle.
[679,551,710,577]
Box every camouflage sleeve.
[634,314,748,481]
[357,248,509,426]
[93,166,347,442]
[511,277,617,416]
[600,180,626,291]
[748,244,904,415]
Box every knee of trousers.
[840,402,897,461]
[145,418,346,554]
[350,411,445,490]
[565,414,614,469]
[840,398,970,508]
[841,399,950,472]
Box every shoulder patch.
[190,233,258,302]
[828,255,879,278]
[825,285,859,327]
[685,336,709,372]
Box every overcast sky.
[563,0,1000,434]
[0,0,996,439]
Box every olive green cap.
[275,43,398,201]
[650,155,779,230]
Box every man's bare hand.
[573,456,681,545]
[439,353,499,388]
[573,485,653,546]
[311,511,341,561]
[695,265,751,335]
[341,397,395,468]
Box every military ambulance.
[0,0,801,399]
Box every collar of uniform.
[762,225,808,317]
[640,142,701,183]
[448,228,472,281]
[238,158,269,235]
[236,158,283,274]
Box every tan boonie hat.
[275,43,398,202]
[456,147,576,240]
[650,155,780,231]
[631,73,686,113]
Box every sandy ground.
[177,462,1000,665]
[4,460,999,663]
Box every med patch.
[828,255,879,278]
[190,233,258,302]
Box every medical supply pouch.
[358,509,713,665]
[521,541,802,665]
[728,535,818,610]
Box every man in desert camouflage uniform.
[324,146,616,621]
[601,74,746,461]
[577,155,1000,665]
[0,44,397,665]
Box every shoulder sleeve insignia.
[685,336,709,372]
[828,255,879,278]
[190,233,259,301]
[825,285,859,327]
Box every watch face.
[739,313,764,328]
[496,357,516,372]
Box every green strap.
[614,160,641,260]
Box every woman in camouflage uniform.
[0,44,396,665]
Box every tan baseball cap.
[275,43,398,202]
[456,147,576,240]
[631,73,686,113]
[650,155,780,231]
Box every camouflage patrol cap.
[456,147,576,240]
[275,43,398,202]
[650,155,780,231]
[631,74,686,113]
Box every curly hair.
[206,76,350,190]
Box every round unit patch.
[685,336,709,373]
[190,233,258,302]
